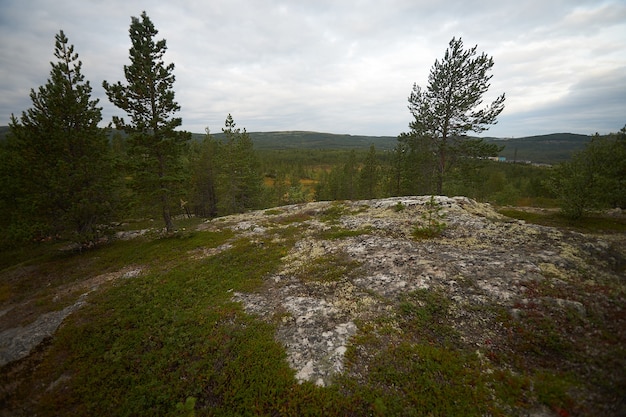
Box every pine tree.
[189,128,218,217]
[103,11,190,232]
[406,37,505,194]
[359,145,380,199]
[216,114,262,215]
[2,30,115,246]
[343,150,358,200]
[549,125,626,219]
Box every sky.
[1,0,625,138]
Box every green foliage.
[387,134,438,196]
[207,130,397,151]
[186,116,264,218]
[296,252,361,283]
[412,196,447,239]
[103,11,191,232]
[495,133,591,164]
[548,126,626,219]
[187,128,219,217]
[0,31,117,247]
[174,396,196,417]
[214,114,263,215]
[3,210,621,415]
[318,226,373,240]
[316,151,359,200]
[358,145,381,199]
[405,37,505,194]
[342,293,491,416]
[397,288,458,346]
[28,236,293,415]
[361,342,489,416]
[320,202,348,223]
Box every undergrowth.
[2,204,625,416]
[497,208,626,233]
[412,196,447,239]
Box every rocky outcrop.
[208,196,625,392]
[0,267,143,366]
[2,196,624,415]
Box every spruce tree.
[406,37,505,194]
[3,30,115,246]
[189,128,219,218]
[359,145,380,199]
[103,11,190,232]
[216,114,262,215]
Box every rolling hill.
[202,131,591,164]
[1,126,591,164]
[487,133,592,164]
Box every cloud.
[1,0,624,137]
[489,67,626,137]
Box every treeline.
[1,13,624,250]
[258,145,557,205]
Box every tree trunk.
[162,196,174,233]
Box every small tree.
[2,31,115,245]
[406,37,505,194]
[216,114,262,215]
[103,11,190,232]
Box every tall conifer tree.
[103,11,190,232]
[406,37,505,194]
[3,31,114,245]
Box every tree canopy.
[103,11,190,232]
[1,30,115,246]
[549,125,626,218]
[405,37,505,194]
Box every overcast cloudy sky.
[1,0,625,137]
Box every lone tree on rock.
[405,37,505,194]
[103,11,190,233]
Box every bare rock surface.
[0,298,85,366]
[0,266,143,366]
[222,196,625,390]
[2,196,624,415]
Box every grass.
[296,252,361,283]
[7,235,320,416]
[320,202,348,223]
[497,207,626,233]
[412,196,448,239]
[2,205,625,416]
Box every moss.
[264,208,284,216]
[317,225,373,240]
[296,252,361,284]
[539,262,569,281]
[320,202,348,223]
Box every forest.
[0,14,624,250]
[1,12,626,417]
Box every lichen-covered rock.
[229,196,626,404]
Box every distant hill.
[1,126,591,164]
[193,131,398,151]
[0,125,9,139]
[486,133,591,164]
